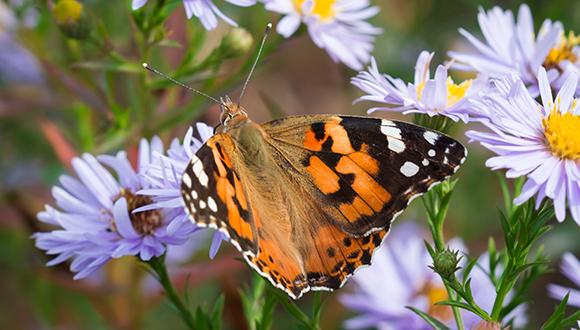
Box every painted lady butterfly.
[180,101,466,299]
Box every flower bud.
[52,0,90,39]
[431,248,461,280]
[219,28,253,58]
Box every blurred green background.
[0,0,578,329]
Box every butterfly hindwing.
[264,115,467,236]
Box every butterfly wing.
[181,115,467,299]
[181,133,259,256]
[263,114,467,237]
[181,132,315,298]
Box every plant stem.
[423,183,465,330]
[146,255,195,330]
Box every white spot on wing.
[428,149,436,157]
[191,190,198,200]
[199,200,206,209]
[208,196,218,212]
[380,121,406,153]
[400,161,419,177]
[424,131,439,145]
[194,162,209,187]
[182,173,192,188]
[388,138,405,153]
[422,159,429,166]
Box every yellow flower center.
[294,0,336,21]
[53,0,83,25]
[416,77,472,108]
[543,102,580,160]
[544,31,579,70]
[446,77,472,107]
[417,281,453,322]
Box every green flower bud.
[219,28,254,58]
[431,248,461,280]
[52,0,90,39]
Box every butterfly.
[180,101,466,299]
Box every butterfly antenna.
[142,63,227,107]
[237,23,273,107]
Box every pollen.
[543,103,580,160]
[446,77,472,107]
[116,189,162,235]
[294,0,336,21]
[416,77,472,108]
[544,31,579,70]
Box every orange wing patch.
[306,156,341,195]
[302,225,388,289]
[303,116,355,154]
[248,237,307,298]
[208,140,255,244]
[335,156,391,212]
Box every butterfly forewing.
[264,115,467,236]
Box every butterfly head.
[219,96,249,130]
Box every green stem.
[490,261,516,321]
[446,284,465,330]
[423,185,465,330]
[147,255,195,330]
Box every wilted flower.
[132,0,256,31]
[352,52,485,122]
[547,252,580,308]
[263,0,381,70]
[138,123,227,259]
[449,4,579,96]
[340,222,526,329]
[467,68,580,225]
[34,138,197,279]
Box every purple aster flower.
[466,68,580,225]
[132,0,256,31]
[340,222,526,329]
[548,252,580,308]
[352,52,486,123]
[138,123,227,259]
[263,0,381,70]
[34,137,197,279]
[449,4,579,96]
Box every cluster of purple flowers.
[353,4,580,227]
[34,127,225,280]
[346,3,579,328]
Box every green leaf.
[541,293,572,330]
[71,60,143,73]
[269,286,311,328]
[210,295,225,330]
[461,258,478,286]
[406,306,451,330]
[436,301,490,321]
[256,290,278,330]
